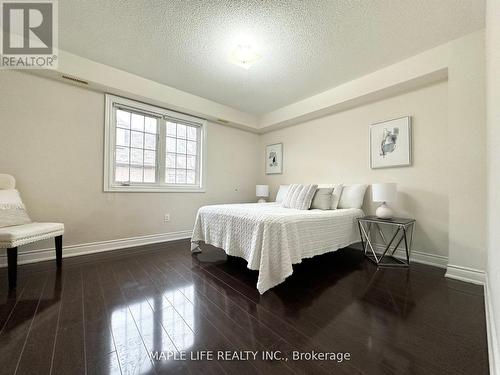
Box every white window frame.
[104,94,207,192]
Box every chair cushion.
[0,222,64,248]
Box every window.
[165,121,200,185]
[104,95,206,192]
[114,109,158,184]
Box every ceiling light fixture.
[229,44,261,69]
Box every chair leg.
[55,235,63,268]
[7,248,18,290]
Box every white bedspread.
[191,203,363,294]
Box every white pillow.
[338,184,368,209]
[282,184,318,210]
[0,189,31,228]
[275,185,290,203]
[331,184,344,209]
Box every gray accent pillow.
[282,184,318,210]
[310,188,334,210]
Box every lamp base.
[257,198,267,203]
[376,202,394,219]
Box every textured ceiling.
[59,0,484,114]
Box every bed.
[190,202,364,294]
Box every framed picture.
[266,143,283,174]
[370,116,412,169]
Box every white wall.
[446,31,487,273]
[259,82,450,260]
[259,31,487,274]
[486,0,500,369]
[0,71,260,252]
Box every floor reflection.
[361,267,414,317]
[0,270,62,332]
[110,284,195,374]
[162,285,195,350]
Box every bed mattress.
[191,202,364,294]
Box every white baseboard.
[485,276,499,375]
[0,230,192,267]
[354,242,489,287]
[392,247,448,268]
[354,241,487,285]
[351,242,448,269]
[445,264,486,285]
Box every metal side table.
[357,216,416,267]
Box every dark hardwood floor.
[0,239,489,374]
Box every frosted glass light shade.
[256,185,269,197]
[372,183,397,202]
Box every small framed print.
[266,143,283,174]
[370,116,412,169]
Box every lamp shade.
[372,183,397,202]
[256,185,269,197]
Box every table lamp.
[256,185,269,203]
[372,183,397,219]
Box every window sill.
[104,185,206,193]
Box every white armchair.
[0,174,64,289]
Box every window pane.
[116,110,131,129]
[145,117,157,133]
[116,146,129,164]
[187,141,197,155]
[115,166,129,182]
[176,154,186,168]
[167,122,176,136]
[166,153,176,168]
[166,137,176,152]
[176,169,186,184]
[144,167,155,183]
[131,113,144,131]
[187,126,197,140]
[177,124,187,139]
[144,134,156,150]
[130,148,143,165]
[130,167,143,182]
[131,131,144,148]
[166,169,176,183]
[144,150,156,166]
[187,155,196,170]
[177,139,186,154]
[116,128,130,147]
[109,97,204,190]
[187,170,196,184]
